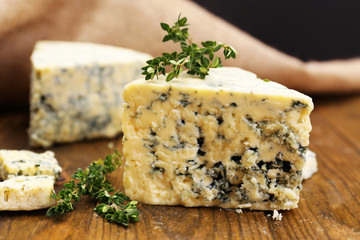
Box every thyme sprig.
[142,15,237,82]
[46,151,140,226]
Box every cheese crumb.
[107,142,114,150]
[272,210,283,221]
[235,208,243,214]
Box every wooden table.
[0,94,359,240]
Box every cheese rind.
[122,67,313,210]
[0,150,62,180]
[29,41,152,147]
[0,175,55,211]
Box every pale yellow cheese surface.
[0,175,55,211]
[0,150,62,180]
[122,67,313,210]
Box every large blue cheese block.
[122,67,314,210]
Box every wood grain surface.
[0,94,359,240]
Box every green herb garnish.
[142,14,237,82]
[46,151,140,226]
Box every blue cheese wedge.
[122,67,314,210]
[0,150,62,180]
[0,175,55,211]
[29,41,152,147]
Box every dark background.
[194,0,360,61]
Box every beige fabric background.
[1,0,359,108]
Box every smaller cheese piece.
[302,150,318,180]
[0,150,62,180]
[0,175,55,211]
[272,210,283,221]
